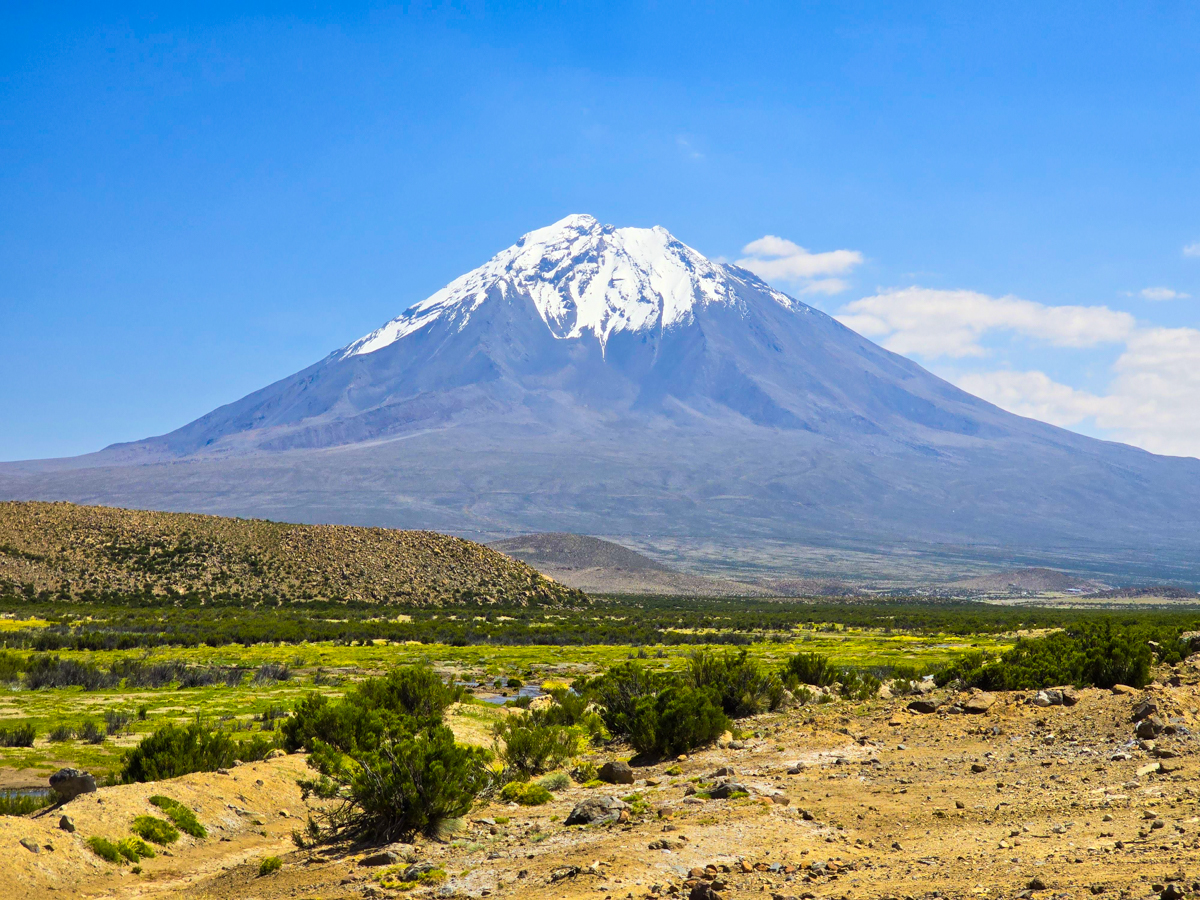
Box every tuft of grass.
[117,836,156,862]
[535,772,570,792]
[86,836,124,864]
[498,780,553,806]
[149,795,207,838]
[130,815,180,845]
[259,856,282,876]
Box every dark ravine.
[2,215,1199,584]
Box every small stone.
[971,763,988,773]
[1028,876,1048,890]
[58,815,76,833]
[963,693,996,714]
[359,851,399,867]
[1131,699,1159,722]
[19,838,40,854]
[711,766,737,777]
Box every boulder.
[598,760,634,785]
[58,815,75,833]
[359,851,399,867]
[711,766,737,777]
[963,693,996,714]
[49,768,96,802]
[707,781,750,800]
[1059,686,1080,706]
[1136,716,1165,739]
[1131,699,1159,722]
[565,796,628,826]
[1111,684,1138,696]
[907,699,939,714]
[19,838,39,854]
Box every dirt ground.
[5,660,1200,900]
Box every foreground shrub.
[783,652,837,687]
[688,649,784,718]
[86,836,124,864]
[0,650,24,685]
[131,815,180,845]
[121,722,274,783]
[630,685,729,757]
[0,722,35,748]
[592,662,664,738]
[493,719,578,778]
[149,795,207,838]
[300,723,491,844]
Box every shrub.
[688,649,784,718]
[570,760,598,783]
[0,722,35,748]
[837,668,882,701]
[535,772,570,792]
[630,685,729,757]
[498,780,553,806]
[117,837,156,861]
[254,663,291,686]
[149,796,207,838]
[87,836,124,864]
[105,709,133,736]
[783,652,836,687]
[48,724,76,742]
[80,720,106,744]
[592,662,664,738]
[24,655,119,690]
[493,719,578,778]
[259,856,282,876]
[530,688,605,740]
[121,722,274,783]
[0,650,24,684]
[131,815,180,845]
[300,723,491,844]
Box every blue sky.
[2,2,1199,460]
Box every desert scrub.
[493,718,578,777]
[0,722,35,747]
[535,771,570,792]
[258,856,283,876]
[498,780,553,806]
[121,721,274,782]
[149,795,207,838]
[130,815,180,845]
[86,837,126,864]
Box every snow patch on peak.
[341,215,801,359]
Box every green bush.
[87,836,124,864]
[688,649,784,718]
[498,780,553,806]
[121,722,274,783]
[149,796,207,838]
[530,687,605,740]
[0,722,35,748]
[259,856,282,876]
[535,771,570,792]
[117,837,156,861]
[493,718,578,778]
[783,652,836,687]
[131,815,180,845]
[300,723,491,844]
[592,662,664,738]
[938,622,1164,691]
[283,666,461,754]
[630,685,729,757]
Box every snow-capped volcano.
[4,214,1200,583]
[342,214,803,357]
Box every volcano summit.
[4,215,1199,582]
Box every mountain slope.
[0,501,583,605]
[3,215,1200,584]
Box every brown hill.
[950,566,1105,593]
[0,501,583,605]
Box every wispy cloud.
[1140,286,1190,301]
[1184,242,1200,259]
[676,136,704,160]
[835,287,1134,358]
[736,236,863,295]
[957,326,1200,458]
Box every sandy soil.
[6,660,1200,900]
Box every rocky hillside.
[0,502,584,605]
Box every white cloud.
[737,236,863,294]
[1140,286,1190,301]
[956,327,1200,458]
[836,287,1135,358]
[1184,242,1200,258]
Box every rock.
[1132,699,1159,722]
[877,684,893,700]
[1161,885,1186,900]
[1136,762,1163,778]
[1111,684,1138,696]
[711,766,737,777]
[264,749,285,760]
[689,883,723,900]
[1059,686,1080,706]
[565,796,628,826]
[1136,716,1165,739]
[707,781,750,800]
[716,731,734,748]
[598,761,634,785]
[1033,690,1056,707]
[49,768,96,802]
[401,862,439,881]
[19,838,39,854]
[963,693,996,714]
[1028,876,1048,890]
[359,851,400,867]
[907,699,939,714]
[58,815,75,833]
[970,763,988,773]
